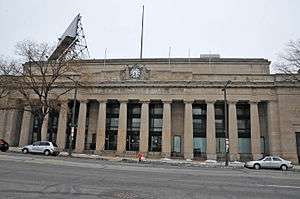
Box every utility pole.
[68,80,78,156]
[222,80,231,166]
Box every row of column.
[18,99,263,160]
[205,100,262,160]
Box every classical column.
[117,100,127,155]
[139,100,149,154]
[162,101,172,158]
[250,101,262,160]
[41,114,49,141]
[5,109,18,145]
[228,101,239,161]
[19,108,33,146]
[75,100,88,153]
[56,101,68,150]
[267,100,281,155]
[184,100,194,159]
[96,100,107,152]
[0,110,8,139]
[206,101,217,160]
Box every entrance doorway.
[296,132,300,164]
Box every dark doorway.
[296,132,300,164]
[126,103,141,151]
[149,102,163,152]
[105,101,119,150]
[65,100,80,149]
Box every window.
[237,104,251,154]
[264,157,272,161]
[40,142,50,146]
[215,104,225,138]
[149,103,163,152]
[33,141,41,146]
[126,103,141,151]
[105,102,119,150]
[237,104,250,138]
[193,104,206,138]
[106,118,119,130]
[272,157,281,161]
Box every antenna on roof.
[48,14,90,61]
[168,46,171,66]
[104,48,107,67]
[188,48,191,64]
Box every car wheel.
[44,150,50,156]
[254,163,261,170]
[22,148,29,154]
[280,164,288,171]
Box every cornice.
[75,58,271,65]
[52,80,300,90]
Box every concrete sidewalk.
[8,147,300,171]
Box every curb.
[7,148,300,171]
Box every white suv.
[22,141,60,156]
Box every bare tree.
[0,56,20,99]
[275,39,300,81]
[0,40,86,140]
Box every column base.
[206,154,217,160]
[74,149,84,154]
[184,153,194,160]
[161,152,171,158]
[116,151,126,157]
[230,153,240,161]
[252,153,263,160]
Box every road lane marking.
[257,184,300,189]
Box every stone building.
[1,57,300,163]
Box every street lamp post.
[222,80,231,166]
[68,80,78,157]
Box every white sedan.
[245,156,293,170]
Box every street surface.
[0,152,300,199]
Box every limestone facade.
[1,58,300,163]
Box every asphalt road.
[0,153,300,199]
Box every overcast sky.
[0,0,299,70]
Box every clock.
[129,67,141,79]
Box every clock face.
[130,67,141,79]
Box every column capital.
[97,99,107,103]
[184,99,194,104]
[140,99,150,104]
[205,100,216,104]
[227,100,238,104]
[249,100,260,104]
[162,100,172,104]
[118,99,128,103]
[79,99,88,104]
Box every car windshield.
[257,157,265,161]
[53,143,58,147]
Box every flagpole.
[188,48,191,65]
[140,5,144,59]
[168,46,171,66]
[104,48,107,67]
